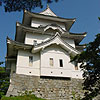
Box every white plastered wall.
[15,46,82,78]
[25,33,51,45]
[11,61,16,74]
[40,44,83,79]
[31,18,66,31]
[25,33,75,48]
[16,50,40,76]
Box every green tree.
[0,0,59,12]
[0,62,4,65]
[72,33,100,100]
[0,62,10,99]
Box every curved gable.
[43,24,66,34]
[32,33,80,55]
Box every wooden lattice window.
[29,56,33,66]
[74,62,78,70]
[50,58,53,66]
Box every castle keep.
[6,6,87,100]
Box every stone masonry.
[6,73,86,100]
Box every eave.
[15,22,43,42]
[22,10,76,31]
[5,56,17,61]
[75,44,86,51]
[15,22,26,42]
[7,37,32,57]
[15,22,86,44]
[62,32,87,44]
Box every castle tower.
[6,6,86,79]
[6,6,87,99]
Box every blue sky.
[0,0,100,66]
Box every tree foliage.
[0,62,10,99]
[0,62,4,65]
[72,33,100,100]
[0,0,59,12]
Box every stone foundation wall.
[6,74,85,100]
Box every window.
[59,59,63,67]
[29,56,33,66]
[50,58,53,66]
[74,62,78,70]
[33,40,37,45]
[75,66,78,70]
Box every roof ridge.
[39,5,57,17]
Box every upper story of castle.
[6,6,87,78]
[14,5,86,49]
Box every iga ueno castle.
[6,6,86,79]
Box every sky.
[0,0,100,66]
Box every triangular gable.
[32,33,80,55]
[40,5,57,17]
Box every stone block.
[6,74,99,100]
